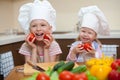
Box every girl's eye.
[31,25,36,27]
[81,30,86,33]
[88,32,94,35]
[41,24,45,26]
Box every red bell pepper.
[108,59,120,80]
[111,59,120,70]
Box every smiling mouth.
[35,33,44,36]
[83,38,90,41]
[35,33,44,37]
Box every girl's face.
[30,19,52,41]
[79,27,97,43]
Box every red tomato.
[83,43,92,51]
[43,34,50,40]
[36,73,50,80]
[59,71,74,80]
[111,59,120,70]
[27,33,35,42]
[72,73,88,80]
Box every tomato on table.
[72,72,88,80]
[36,73,50,80]
[59,71,74,80]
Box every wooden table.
[5,66,30,80]
[5,62,79,80]
[5,62,62,80]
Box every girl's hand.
[73,44,85,54]
[43,34,53,49]
[25,34,37,49]
[86,46,96,54]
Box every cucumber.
[57,61,75,74]
[52,61,65,71]
[71,65,87,73]
[49,61,65,76]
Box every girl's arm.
[50,55,58,62]
[44,49,50,62]
[44,47,60,62]
[25,41,38,63]
[43,34,54,62]
[31,48,38,63]
[67,48,77,61]
[25,55,31,63]
[67,44,84,61]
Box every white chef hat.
[78,5,110,36]
[18,0,56,34]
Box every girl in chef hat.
[66,5,110,63]
[18,0,62,63]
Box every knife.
[27,60,45,72]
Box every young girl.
[66,6,110,63]
[18,0,62,63]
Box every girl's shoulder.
[71,41,82,46]
[92,41,100,49]
[50,40,60,47]
[92,41,99,45]
[52,40,59,44]
[21,42,29,47]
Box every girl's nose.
[84,33,88,36]
[36,26,42,30]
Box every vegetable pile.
[22,61,92,80]
[22,58,120,80]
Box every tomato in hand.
[72,72,88,80]
[83,43,92,51]
[78,44,84,50]
[59,71,74,80]
[43,34,50,40]
[27,33,35,42]
[36,73,50,80]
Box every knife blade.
[27,60,45,72]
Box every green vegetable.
[49,61,65,76]
[45,67,52,76]
[57,61,75,74]
[71,65,87,73]
[85,70,98,80]
[50,71,59,80]
[52,61,65,71]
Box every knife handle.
[26,60,36,67]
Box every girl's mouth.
[35,33,44,39]
[82,38,90,42]
[35,33,44,36]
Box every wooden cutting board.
[24,61,79,75]
[24,62,58,75]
